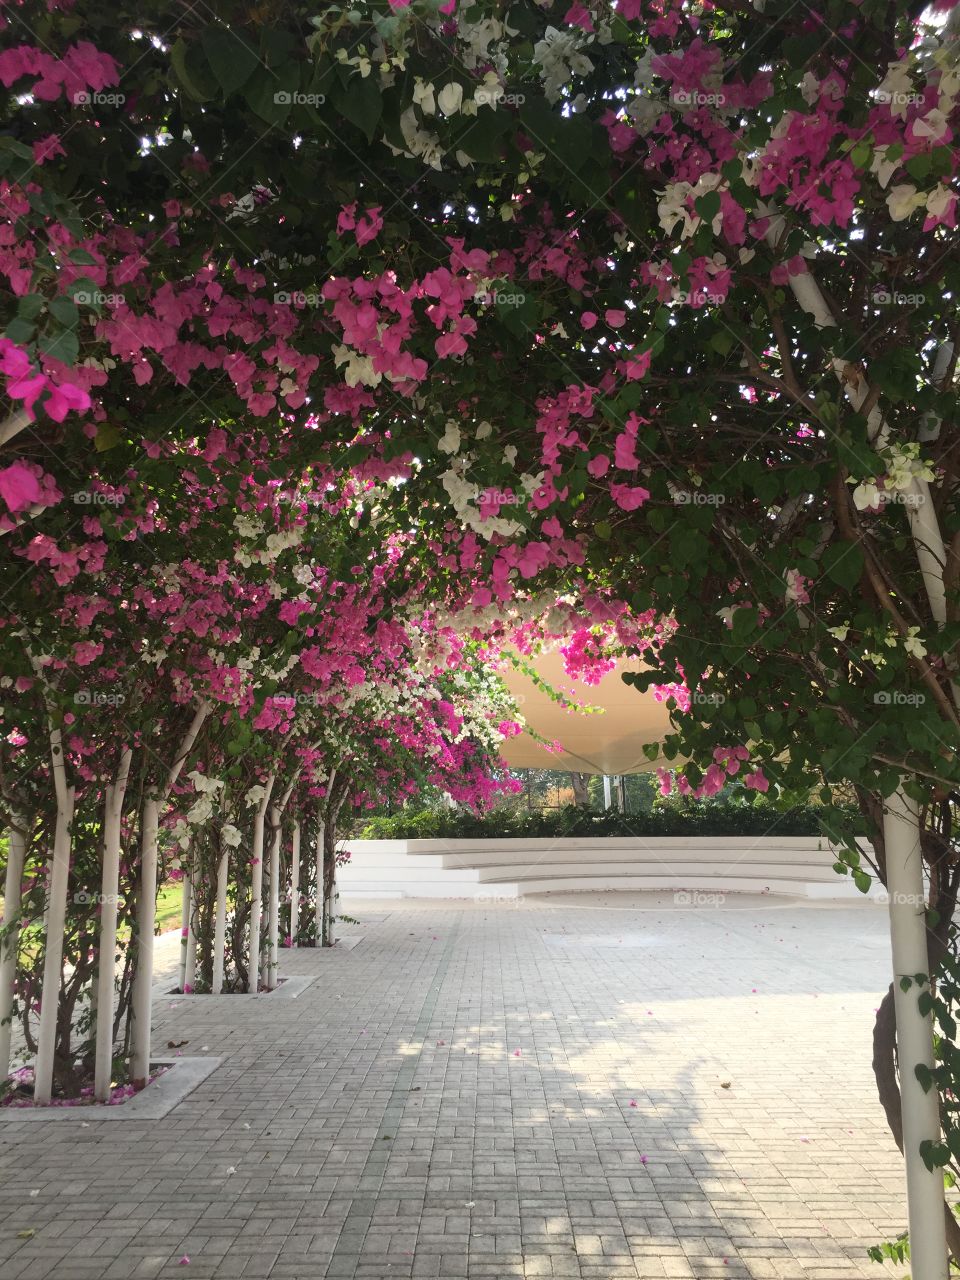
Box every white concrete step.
[338,837,877,900]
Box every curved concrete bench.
[339,836,880,900]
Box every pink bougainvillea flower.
[564,2,595,30]
[609,482,650,511]
[580,311,598,329]
[0,461,43,514]
[605,309,627,328]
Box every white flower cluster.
[849,443,935,510]
[532,27,594,104]
[658,173,724,239]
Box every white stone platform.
[339,837,882,901]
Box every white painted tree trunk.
[93,748,132,1102]
[320,819,330,942]
[323,869,336,948]
[266,808,281,991]
[130,796,159,1089]
[885,786,948,1279]
[183,871,197,995]
[34,776,76,1105]
[247,776,275,994]
[212,835,230,995]
[289,820,301,944]
[0,822,28,1083]
[178,867,192,993]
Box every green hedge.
[356,800,861,841]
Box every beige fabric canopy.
[499,651,674,774]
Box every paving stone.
[0,894,915,1278]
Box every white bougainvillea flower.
[904,627,928,660]
[437,82,464,116]
[887,183,926,221]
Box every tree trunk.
[289,820,301,944]
[247,775,276,994]
[130,795,159,1089]
[569,772,590,807]
[884,785,949,1277]
[0,819,28,1082]
[94,748,132,1101]
[34,725,75,1106]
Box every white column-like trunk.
[212,837,230,996]
[602,776,612,810]
[93,748,132,1102]
[178,867,192,994]
[885,786,948,1279]
[34,780,76,1105]
[183,870,197,994]
[323,869,336,948]
[266,808,281,991]
[247,776,275,994]
[0,822,28,1083]
[130,796,160,1089]
[314,819,325,945]
[289,820,301,944]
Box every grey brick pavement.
[0,893,911,1278]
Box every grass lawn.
[0,879,183,938]
[154,881,183,934]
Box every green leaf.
[853,868,872,894]
[170,37,217,102]
[4,317,35,344]
[95,423,122,453]
[331,75,382,143]
[245,67,298,125]
[48,296,78,329]
[16,294,44,321]
[38,327,78,366]
[694,190,721,225]
[822,542,864,591]
[202,25,262,97]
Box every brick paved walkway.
[0,894,910,1278]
